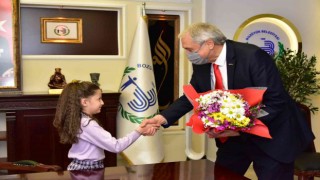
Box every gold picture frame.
[41,18,83,43]
[0,0,21,92]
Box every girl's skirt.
[67,159,104,170]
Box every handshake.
[135,115,167,136]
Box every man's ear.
[206,39,214,49]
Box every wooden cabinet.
[0,92,120,170]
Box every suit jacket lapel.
[226,40,236,89]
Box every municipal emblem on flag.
[118,66,158,124]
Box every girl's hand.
[136,124,158,136]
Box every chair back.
[298,103,316,153]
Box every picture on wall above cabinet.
[21,7,119,55]
[41,17,83,44]
[0,0,21,92]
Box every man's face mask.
[187,42,212,65]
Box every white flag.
[116,15,164,164]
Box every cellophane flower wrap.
[183,85,271,142]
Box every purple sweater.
[68,115,141,161]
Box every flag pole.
[142,2,146,16]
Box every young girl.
[53,80,157,170]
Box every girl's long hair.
[53,81,100,144]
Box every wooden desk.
[0,92,120,170]
[0,159,251,180]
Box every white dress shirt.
[211,43,228,90]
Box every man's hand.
[141,115,166,127]
[140,115,167,136]
[206,129,240,138]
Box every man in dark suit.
[143,22,314,179]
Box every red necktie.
[214,64,226,143]
[213,64,224,90]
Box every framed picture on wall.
[41,17,83,43]
[22,7,119,55]
[0,0,21,92]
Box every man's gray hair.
[179,22,227,45]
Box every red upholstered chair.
[294,104,320,180]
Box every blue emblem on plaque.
[260,38,275,55]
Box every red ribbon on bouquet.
[183,85,272,142]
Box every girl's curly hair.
[53,80,101,144]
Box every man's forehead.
[181,33,198,49]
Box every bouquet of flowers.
[183,85,271,141]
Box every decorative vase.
[90,73,100,86]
